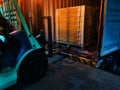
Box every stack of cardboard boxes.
[56,5,97,49]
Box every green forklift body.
[0,0,43,89]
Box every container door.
[100,0,120,57]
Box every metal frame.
[43,16,53,57]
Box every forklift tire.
[18,49,48,82]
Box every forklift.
[0,0,48,89]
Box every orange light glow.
[18,0,22,6]
[0,0,2,7]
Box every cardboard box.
[56,5,96,49]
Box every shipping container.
[1,0,120,73]
[3,0,119,72]
[56,0,120,73]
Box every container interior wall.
[44,0,100,43]
[20,0,44,35]
[20,0,100,42]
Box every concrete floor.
[6,58,120,90]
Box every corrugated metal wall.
[21,0,44,34]
[21,0,100,41]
